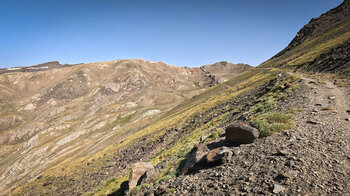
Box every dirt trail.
[150,74,350,195]
[301,75,350,121]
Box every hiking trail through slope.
[147,74,350,195]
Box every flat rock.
[225,123,259,145]
[273,184,285,194]
[181,144,209,174]
[328,96,336,100]
[129,162,155,191]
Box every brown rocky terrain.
[261,0,350,75]
[1,1,350,196]
[0,59,250,194]
[145,74,350,195]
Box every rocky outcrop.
[0,115,22,133]
[275,0,350,57]
[225,123,259,145]
[181,144,209,175]
[128,162,155,191]
[301,39,350,75]
[206,146,233,165]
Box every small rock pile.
[180,122,257,175]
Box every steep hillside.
[3,1,350,196]
[0,59,250,194]
[261,0,350,75]
[9,67,287,196]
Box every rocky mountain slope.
[261,0,350,75]
[0,59,251,194]
[146,73,350,195]
[3,1,350,196]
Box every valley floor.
[148,74,350,195]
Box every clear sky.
[0,0,344,68]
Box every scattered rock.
[346,110,350,114]
[42,181,52,187]
[345,118,350,121]
[307,120,318,124]
[274,173,290,181]
[206,146,233,165]
[225,123,259,145]
[181,144,209,174]
[273,149,290,156]
[315,103,322,106]
[273,184,285,194]
[154,185,167,196]
[23,103,35,111]
[328,96,336,100]
[128,162,155,191]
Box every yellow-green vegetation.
[85,69,283,195]
[202,128,225,143]
[287,107,304,114]
[84,174,129,196]
[250,112,295,137]
[321,107,333,111]
[130,184,151,196]
[247,74,299,137]
[11,68,296,196]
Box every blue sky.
[0,0,343,68]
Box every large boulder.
[128,162,155,191]
[181,144,209,174]
[225,123,259,145]
[206,146,233,165]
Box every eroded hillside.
[2,0,350,196]
[0,59,250,194]
[261,0,350,75]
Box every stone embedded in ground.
[273,184,285,194]
[128,162,155,191]
[345,118,350,121]
[225,123,259,145]
[307,120,318,124]
[154,185,168,196]
[274,173,290,181]
[273,149,290,156]
[181,144,209,174]
[206,146,233,165]
[328,96,336,100]
[346,110,350,114]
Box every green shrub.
[221,157,227,164]
[250,112,295,137]
[167,188,176,193]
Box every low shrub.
[250,112,295,137]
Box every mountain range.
[1,0,350,195]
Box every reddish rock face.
[206,146,233,165]
[225,123,259,145]
[128,162,154,191]
[181,144,209,175]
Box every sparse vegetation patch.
[250,112,295,137]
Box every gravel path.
[150,75,350,195]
